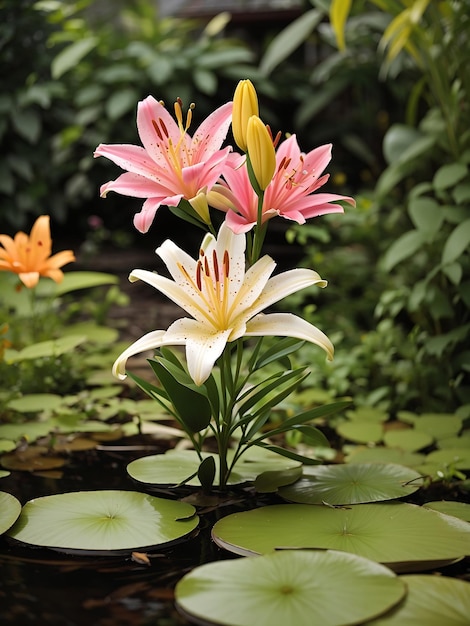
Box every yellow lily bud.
[232,79,259,152]
[189,190,211,224]
[246,115,276,191]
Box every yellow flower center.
[151,98,196,191]
[179,248,232,330]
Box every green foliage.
[129,338,346,488]
[0,0,256,233]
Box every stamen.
[152,120,163,141]
[277,156,287,173]
[196,260,202,291]
[174,99,184,128]
[159,118,169,137]
[204,256,210,277]
[223,250,229,277]
[212,251,219,282]
[273,130,282,148]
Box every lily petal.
[245,313,334,360]
[164,318,232,386]
[112,329,185,379]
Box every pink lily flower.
[94,96,233,233]
[208,135,355,233]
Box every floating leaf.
[127,448,300,488]
[212,503,470,571]
[345,407,389,422]
[383,429,433,452]
[279,464,423,505]
[0,491,21,534]
[7,490,198,554]
[367,575,470,625]
[7,393,63,413]
[337,421,383,444]
[345,447,425,467]
[423,501,470,522]
[413,414,462,439]
[424,448,470,470]
[176,550,405,626]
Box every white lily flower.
[113,223,333,386]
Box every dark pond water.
[0,443,263,626]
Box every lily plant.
[96,79,355,489]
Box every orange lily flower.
[0,215,75,288]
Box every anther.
[152,120,163,141]
[223,250,230,277]
[212,251,219,282]
[196,260,202,291]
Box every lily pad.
[278,464,423,505]
[423,501,470,522]
[366,575,470,625]
[413,414,462,439]
[345,446,425,467]
[127,448,301,487]
[337,421,383,444]
[7,490,198,554]
[212,503,470,571]
[0,491,21,534]
[383,430,433,452]
[175,550,406,626]
[7,393,64,413]
[424,448,470,470]
[345,408,389,422]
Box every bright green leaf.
[382,230,425,271]
[442,219,470,265]
[51,37,97,79]
[433,163,468,191]
[260,9,323,76]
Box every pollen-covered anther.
[223,250,230,277]
[212,250,219,282]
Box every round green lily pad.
[7,490,198,554]
[127,448,301,487]
[279,463,423,505]
[424,448,470,470]
[176,550,406,626]
[367,575,470,625]
[345,446,425,467]
[337,421,383,444]
[383,429,433,452]
[0,491,21,534]
[212,503,470,571]
[423,501,470,522]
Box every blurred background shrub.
[1,0,468,415]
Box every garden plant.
[1,1,469,625]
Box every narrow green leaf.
[255,338,304,369]
[55,271,118,295]
[255,443,322,465]
[52,37,97,79]
[259,9,323,76]
[382,230,425,271]
[148,360,212,432]
[442,219,470,265]
[330,0,352,50]
[295,425,330,447]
